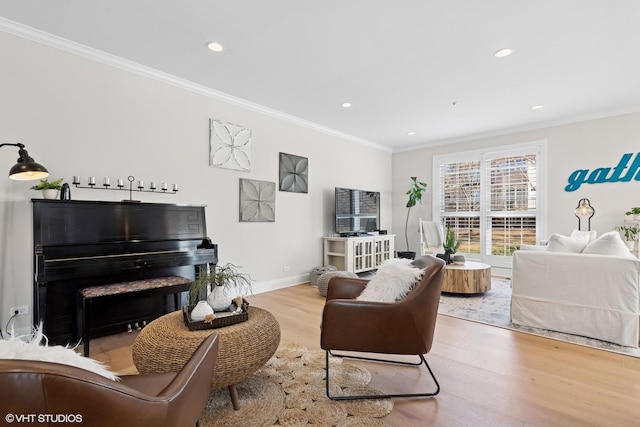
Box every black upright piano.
[32,199,218,345]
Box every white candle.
[172,183,178,191]
[89,176,96,185]
[103,177,110,186]
[138,180,144,189]
[161,182,168,191]
[117,179,124,187]
[72,176,80,185]
[150,181,156,190]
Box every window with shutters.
[433,142,546,266]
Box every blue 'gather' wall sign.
[565,153,640,192]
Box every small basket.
[182,299,249,331]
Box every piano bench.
[78,276,192,357]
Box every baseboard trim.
[252,273,310,295]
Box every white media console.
[323,234,395,273]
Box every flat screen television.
[334,187,380,236]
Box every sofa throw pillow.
[570,229,597,242]
[0,327,119,381]
[356,258,423,303]
[582,231,634,258]
[545,233,590,253]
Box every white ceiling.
[2,1,640,151]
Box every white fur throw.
[356,258,423,302]
[0,327,119,381]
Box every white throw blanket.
[420,221,444,251]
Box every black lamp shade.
[7,144,50,181]
[9,161,50,180]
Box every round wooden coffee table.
[443,261,491,294]
[132,306,280,409]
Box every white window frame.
[432,140,547,269]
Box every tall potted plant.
[397,176,427,260]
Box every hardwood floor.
[91,284,640,426]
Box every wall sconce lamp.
[574,198,595,231]
[0,143,49,181]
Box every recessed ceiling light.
[494,48,513,58]
[341,102,352,108]
[532,104,544,110]
[407,131,416,136]
[206,42,224,52]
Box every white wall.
[0,32,392,332]
[393,112,640,267]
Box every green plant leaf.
[30,178,64,190]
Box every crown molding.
[394,106,640,153]
[0,17,391,153]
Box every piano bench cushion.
[80,276,191,299]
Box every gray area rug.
[438,277,640,358]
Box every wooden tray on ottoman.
[182,299,249,331]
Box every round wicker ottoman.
[132,306,281,409]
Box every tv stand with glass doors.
[323,234,395,273]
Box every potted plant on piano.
[190,263,254,311]
[30,178,64,200]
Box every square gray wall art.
[279,152,308,193]
[239,178,276,222]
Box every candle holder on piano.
[73,175,178,202]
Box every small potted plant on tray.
[30,178,64,200]
[190,262,254,311]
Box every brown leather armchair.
[0,333,218,427]
[321,255,445,400]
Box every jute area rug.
[438,277,640,358]
[199,343,393,426]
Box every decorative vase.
[190,300,214,321]
[42,189,59,200]
[207,286,233,311]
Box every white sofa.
[511,232,640,348]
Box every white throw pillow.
[570,229,597,242]
[356,258,423,303]
[0,328,119,381]
[545,233,589,253]
[582,231,634,257]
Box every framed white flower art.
[209,119,252,172]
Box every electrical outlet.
[10,306,29,316]
[283,265,290,272]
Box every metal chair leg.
[325,350,440,400]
